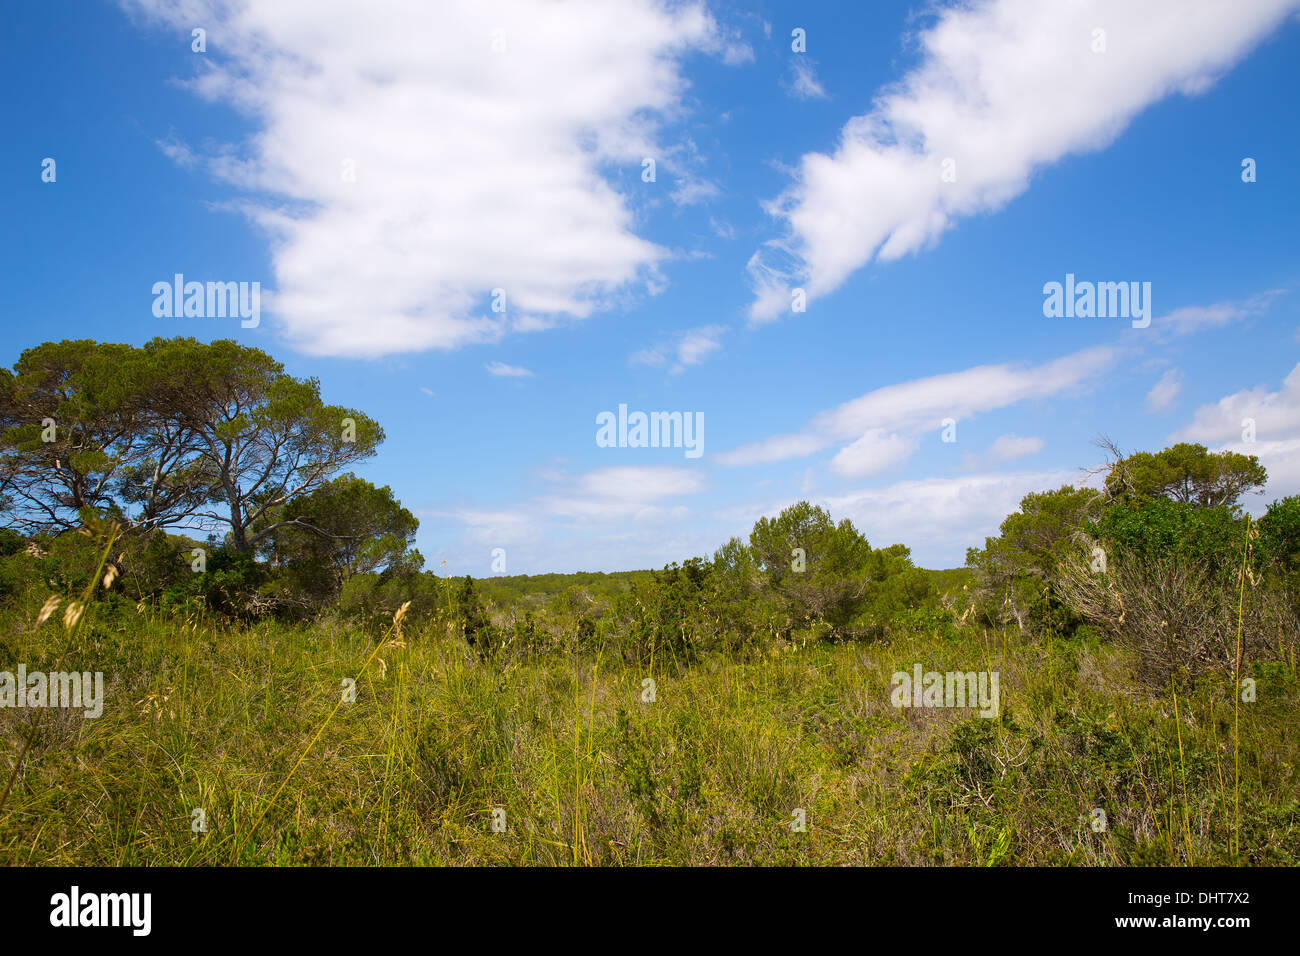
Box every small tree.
[266,475,420,606]
[749,501,873,628]
[965,485,1102,633]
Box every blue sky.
[4,0,1299,572]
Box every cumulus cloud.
[1145,368,1183,412]
[124,0,743,356]
[748,0,1300,321]
[1174,363,1300,445]
[1171,363,1300,502]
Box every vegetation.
[0,340,1297,866]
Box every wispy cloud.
[485,361,534,378]
[543,465,705,520]
[1151,290,1286,340]
[818,467,1092,565]
[987,434,1045,463]
[785,58,828,100]
[631,324,727,374]
[1145,368,1182,412]
[717,345,1115,469]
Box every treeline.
[2,339,1298,688]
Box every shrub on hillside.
[1053,507,1297,686]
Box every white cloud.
[987,433,1044,462]
[579,466,704,501]
[155,134,198,168]
[717,345,1114,468]
[748,0,1300,321]
[431,464,712,570]
[485,361,533,378]
[819,468,1088,566]
[1234,438,1300,507]
[632,324,727,373]
[125,0,741,357]
[543,465,705,520]
[1152,290,1285,340]
[1174,363,1300,445]
[670,177,722,207]
[1145,368,1183,412]
[829,429,916,479]
[433,508,538,547]
[1172,364,1300,502]
[630,346,668,368]
[786,58,827,100]
[674,325,727,370]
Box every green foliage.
[198,546,272,618]
[749,501,874,627]
[454,575,494,657]
[1,479,1298,867]
[1258,496,1300,572]
[969,486,1101,580]
[266,474,420,609]
[965,485,1099,634]
[1105,442,1267,510]
[0,338,383,552]
[1096,498,1243,567]
[337,569,445,630]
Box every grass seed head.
[35,595,62,627]
[62,601,85,630]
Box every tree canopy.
[1104,442,1266,510]
[0,337,383,551]
[266,474,421,604]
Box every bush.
[1094,498,1242,566]
[1258,496,1300,573]
[1053,534,1296,687]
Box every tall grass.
[2,601,1296,865]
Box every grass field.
[3,598,1296,866]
